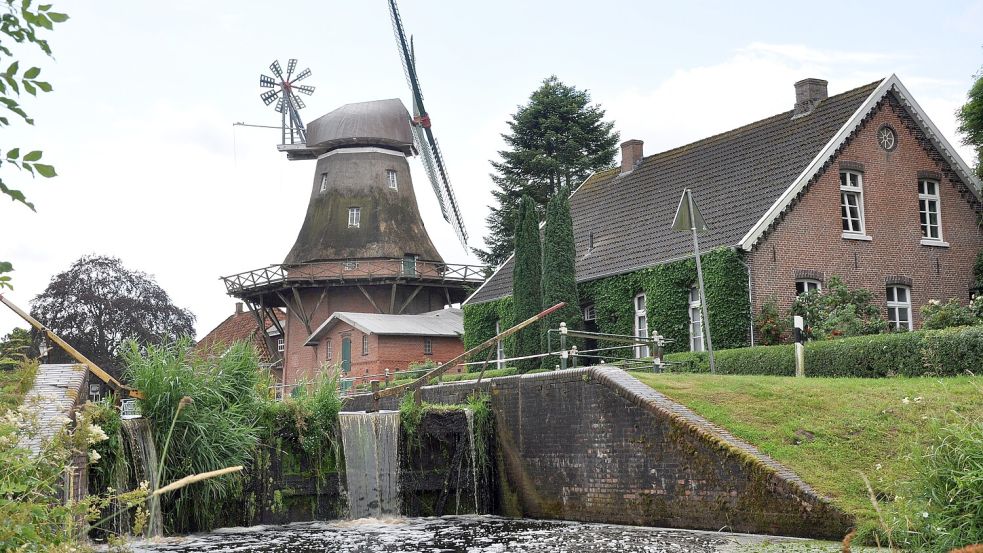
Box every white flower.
[913,396,923,403]
[928,299,941,306]
[88,449,102,464]
[87,424,109,444]
[875,463,883,470]
[901,397,911,404]
[922,511,929,519]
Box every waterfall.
[338,411,401,519]
[121,418,164,537]
[464,409,479,512]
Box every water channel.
[127,515,817,552]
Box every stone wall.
[344,366,852,539]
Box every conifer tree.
[542,189,582,365]
[512,195,542,372]
[475,76,619,267]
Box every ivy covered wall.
[463,248,751,360]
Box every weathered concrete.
[344,366,852,539]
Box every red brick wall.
[748,99,983,331]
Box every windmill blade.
[275,97,285,114]
[260,75,276,88]
[388,0,426,118]
[412,126,448,220]
[260,89,280,106]
[286,58,297,79]
[422,130,468,247]
[291,68,311,83]
[289,93,306,111]
[270,60,283,79]
[295,84,315,96]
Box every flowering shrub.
[920,297,982,330]
[754,298,789,346]
[791,276,888,340]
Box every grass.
[628,371,983,532]
[0,360,37,411]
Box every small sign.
[671,189,709,233]
[120,399,142,420]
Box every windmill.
[259,59,315,145]
[388,0,468,249]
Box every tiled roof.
[19,363,87,455]
[305,308,463,345]
[467,80,881,304]
[194,307,286,362]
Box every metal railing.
[221,259,487,295]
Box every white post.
[793,315,805,377]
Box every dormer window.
[348,207,361,228]
[320,173,328,193]
[387,169,398,190]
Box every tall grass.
[123,339,262,531]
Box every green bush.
[755,298,789,346]
[664,326,983,377]
[920,298,979,330]
[792,276,887,339]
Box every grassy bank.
[629,372,983,535]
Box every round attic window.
[877,125,897,152]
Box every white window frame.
[387,169,398,190]
[582,304,596,321]
[689,286,705,352]
[343,258,358,271]
[326,339,332,360]
[424,337,433,355]
[361,334,369,356]
[495,320,505,369]
[839,171,867,239]
[276,337,285,353]
[634,293,649,358]
[886,285,913,331]
[348,207,361,228]
[918,179,943,243]
[795,279,822,296]
[319,173,328,193]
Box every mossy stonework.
[345,367,851,539]
[464,248,750,357]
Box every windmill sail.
[388,0,468,249]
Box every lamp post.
[672,188,716,374]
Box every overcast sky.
[1,0,981,339]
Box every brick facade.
[748,97,983,330]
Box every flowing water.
[338,411,401,518]
[125,515,809,552]
[121,418,164,537]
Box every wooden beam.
[389,283,398,314]
[396,285,424,315]
[357,285,385,314]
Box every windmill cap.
[305,98,415,155]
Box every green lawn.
[628,372,983,528]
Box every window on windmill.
[344,258,358,271]
[387,169,398,190]
[424,337,432,355]
[320,172,329,193]
[276,338,285,353]
[348,207,361,228]
[362,334,369,356]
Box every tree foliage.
[475,76,619,266]
[0,327,35,369]
[957,69,983,179]
[542,189,582,358]
[511,195,542,372]
[791,276,887,340]
[0,1,66,289]
[30,255,195,375]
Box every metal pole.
[687,190,716,374]
[793,315,805,377]
[559,322,567,371]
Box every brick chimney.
[793,78,828,117]
[620,139,643,174]
[235,302,243,314]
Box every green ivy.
[465,247,751,358]
[462,296,515,366]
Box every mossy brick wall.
[344,367,851,539]
[464,248,750,359]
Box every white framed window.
[495,320,505,369]
[343,258,358,271]
[634,293,649,358]
[424,337,433,355]
[348,207,361,228]
[319,173,329,193]
[276,338,285,353]
[326,339,332,359]
[839,171,866,236]
[886,285,912,330]
[387,169,398,190]
[795,279,822,296]
[362,334,369,356]
[582,304,596,321]
[918,179,942,241]
[689,286,705,352]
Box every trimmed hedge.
[664,325,983,377]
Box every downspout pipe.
[735,250,755,347]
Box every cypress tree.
[542,189,582,366]
[512,195,543,372]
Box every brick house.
[303,308,465,385]
[465,75,983,356]
[194,302,287,379]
